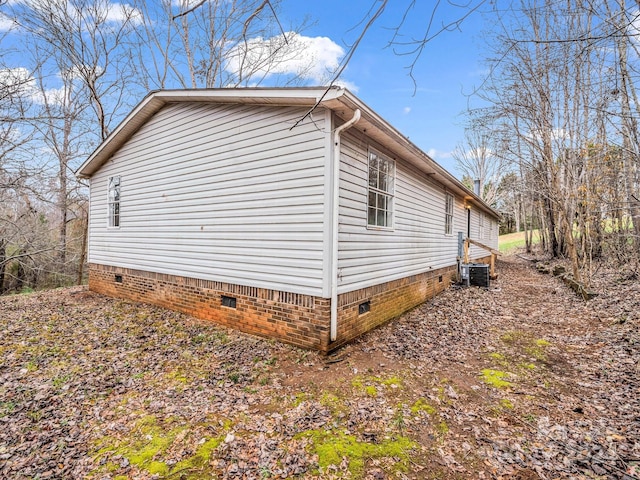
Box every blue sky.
[0,0,488,177]
[281,0,488,175]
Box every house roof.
[76,86,499,218]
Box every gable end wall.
[88,102,328,297]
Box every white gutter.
[330,109,361,342]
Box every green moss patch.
[526,339,551,361]
[436,421,449,435]
[373,375,403,387]
[480,369,513,389]
[298,429,416,477]
[410,398,436,416]
[500,398,514,409]
[498,331,553,363]
[92,415,224,478]
[319,392,345,415]
[93,415,176,476]
[293,392,310,406]
[351,374,404,397]
[170,436,223,478]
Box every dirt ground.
[0,255,638,479]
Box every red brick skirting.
[88,260,488,353]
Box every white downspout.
[330,109,361,342]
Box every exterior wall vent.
[115,275,123,283]
[358,301,371,315]
[221,295,237,308]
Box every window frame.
[366,149,395,230]
[444,192,454,236]
[478,212,485,239]
[107,175,121,228]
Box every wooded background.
[1,0,639,294]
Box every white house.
[76,87,499,352]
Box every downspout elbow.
[334,109,361,137]
[330,109,361,343]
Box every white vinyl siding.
[467,209,499,259]
[337,133,468,293]
[88,103,328,296]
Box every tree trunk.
[77,207,88,285]
[617,2,640,257]
[0,238,6,293]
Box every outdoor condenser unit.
[460,263,490,288]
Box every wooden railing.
[463,238,500,278]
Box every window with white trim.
[444,192,454,235]
[367,150,395,228]
[478,212,484,238]
[108,176,121,227]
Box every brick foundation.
[89,259,489,353]
[88,264,330,351]
[332,265,459,350]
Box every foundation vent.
[358,301,371,315]
[221,295,237,308]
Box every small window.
[367,150,395,228]
[444,192,454,235]
[478,212,485,238]
[108,176,121,227]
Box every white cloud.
[0,13,17,32]
[103,2,142,24]
[525,127,568,143]
[3,1,141,27]
[469,68,490,77]
[403,106,411,114]
[0,67,72,106]
[0,67,33,94]
[171,0,204,7]
[64,64,104,82]
[333,78,359,93]
[225,32,355,87]
[427,148,453,160]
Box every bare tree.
[468,0,640,283]
[8,0,141,141]
[130,0,310,89]
[0,42,40,291]
[28,42,93,275]
[452,128,508,208]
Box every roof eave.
[75,87,344,178]
[328,90,500,219]
[75,87,499,219]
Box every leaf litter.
[0,255,638,479]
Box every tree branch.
[290,0,388,130]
